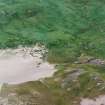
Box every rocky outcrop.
[88,59,105,66]
[76,54,105,66]
[61,69,86,88]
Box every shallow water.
[0,45,56,84]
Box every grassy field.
[0,0,105,63]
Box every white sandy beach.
[0,45,56,84]
[80,95,105,105]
